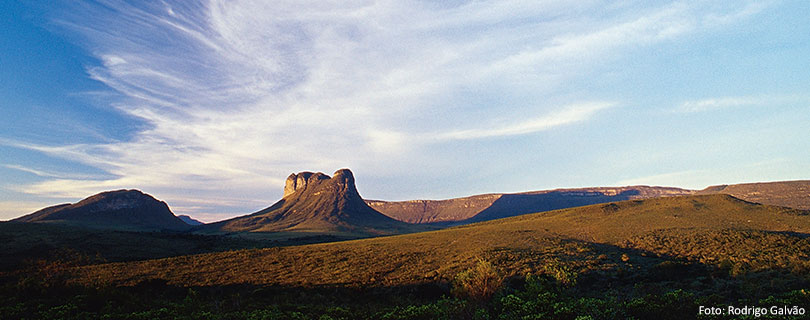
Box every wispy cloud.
[674,94,810,113]
[3,164,102,180]
[436,102,614,140]
[6,1,770,219]
[676,96,762,113]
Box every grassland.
[4,194,810,319]
[67,195,809,287]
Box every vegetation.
[0,222,268,272]
[3,194,810,318]
[3,267,809,319]
[452,259,503,302]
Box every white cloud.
[7,1,770,219]
[677,96,762,113]
[435,102,614,140]
[2,164,102,180]
[674,94,810,113]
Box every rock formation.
[369,186,696,224]
[205,169,417,235]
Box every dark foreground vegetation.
[2,257,809,320]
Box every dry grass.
[68,194,810,289]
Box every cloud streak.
[436,102,614,140]
[6,1,770,219]
[676,96,762,113]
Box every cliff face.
[13,189,189,231]
[368,186,696,224]
[366,194,502,223]
[284,171,330,197]
[207,169,416,235]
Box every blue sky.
[1,0,809,222]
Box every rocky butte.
[204,169,418,235]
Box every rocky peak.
[284,171,329,197]
[283,169,357,198]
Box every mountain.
[698,180,810,210]
[202,169,417,235]
[368,185,695,224]
[177,215,204,225]
[13,189,189,231]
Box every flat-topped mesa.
[282,169,357,198]
[208,168,413,235]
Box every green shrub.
[544,259,578,286]
[453,259,504,303]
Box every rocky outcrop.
[205,169,418,235]
[14,189,189,231]
[284,172,330,197]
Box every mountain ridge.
[368,185,696,224]
[367,181,810,224]
[13,189,189,231]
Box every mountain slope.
[72,194,810,288]
[368,186,695,224]
[13,189,189,231]
[698,180,810,210]
[203,169,417,235]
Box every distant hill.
[177,215,204,226]
[368,186,694,224]
[698,180,810,210]
[71,194,810,288]
[13,189,189,231]
[201,169,420,236]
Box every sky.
[1,0,809,222]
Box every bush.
[544,259,578,286]
[452,259,503,303]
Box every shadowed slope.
[203,169,417,235]
[13,189,189,231]
[177,215,203,226]
[72,194,810,288]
